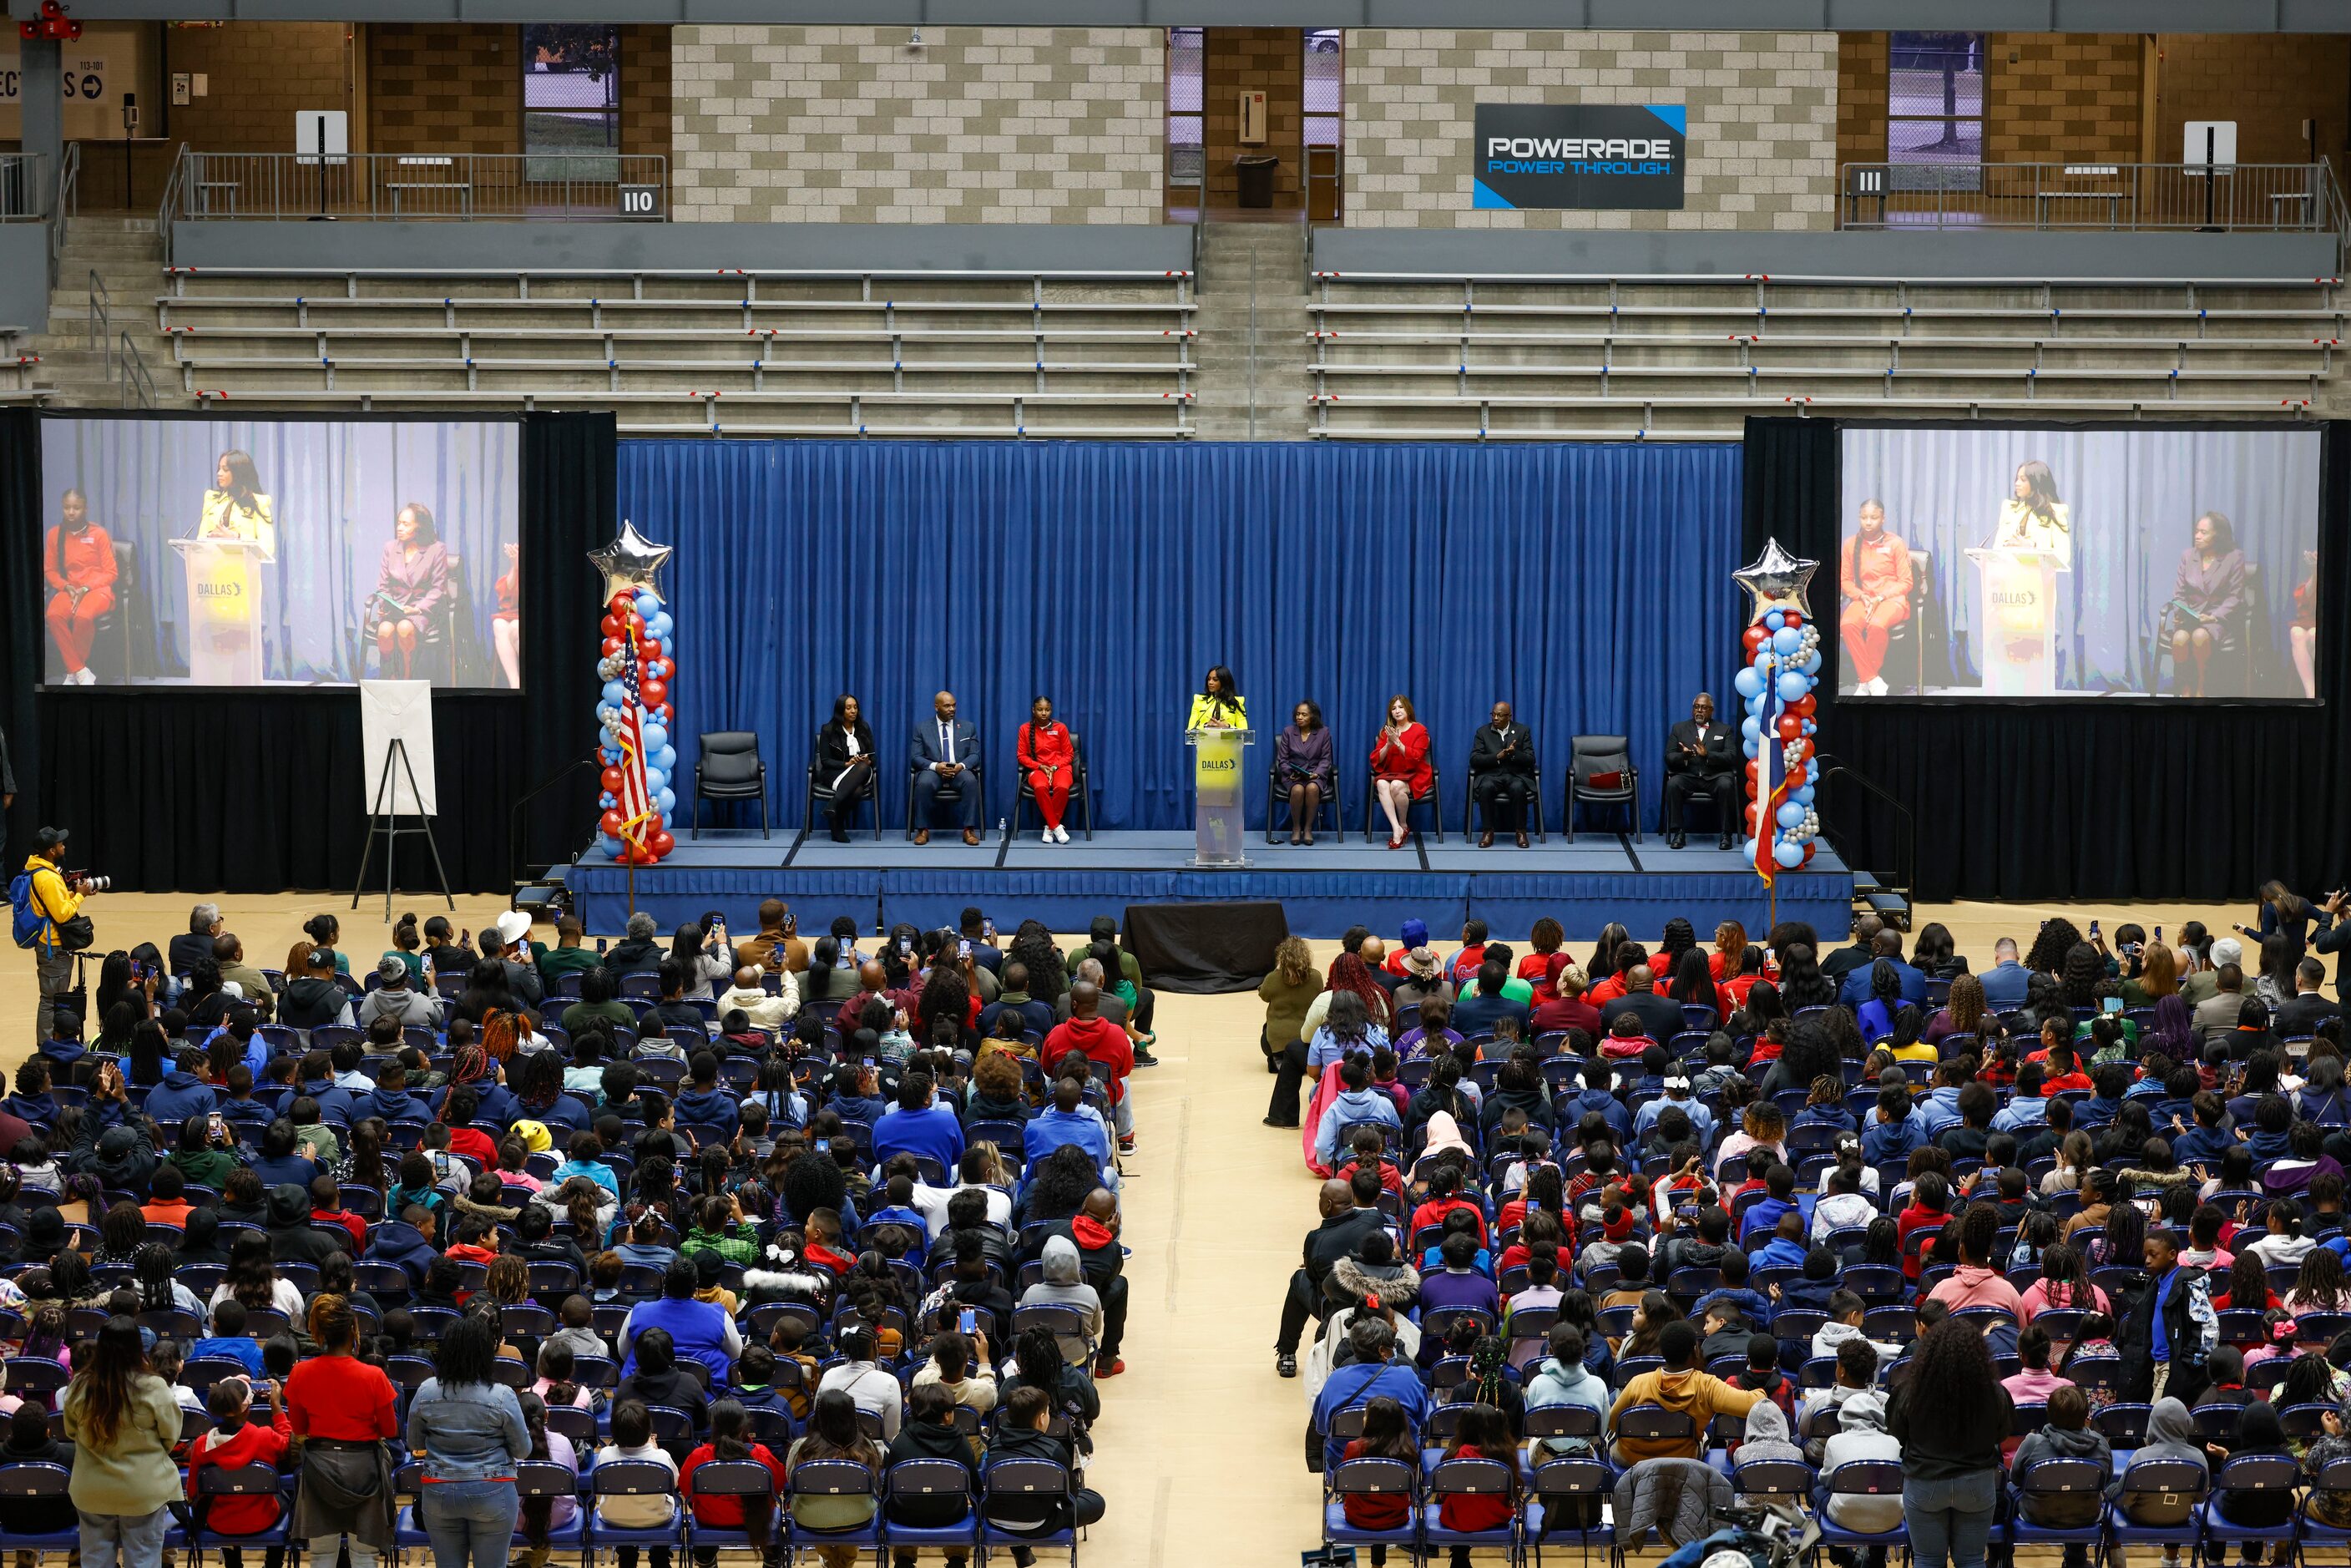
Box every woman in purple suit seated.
[367,501,452,680]
[1274,701,1335,846]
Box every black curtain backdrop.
[1742,416,2351,903]
[0,409,613,894]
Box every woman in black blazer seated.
[817,692,877,841]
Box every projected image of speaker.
[39,415,522,691]
[1837,425,2322,703]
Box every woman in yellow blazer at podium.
[1993,458,2069,569]
[198,448,276,562]
[1187,665,1247,730]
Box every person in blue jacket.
[670,1051,740,1142]
[873,1069,965,1174]
[144,1048,221,1126]
[1312,1314,1429,1472]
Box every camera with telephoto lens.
[65,871,109,892]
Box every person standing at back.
[406,1312,531,1568]
[61,1315,185,1568]
[1886,1315,2015,1568]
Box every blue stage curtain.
[620,440,1742,834]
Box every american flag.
[1752,648,1788,888]
[613,615,658,855]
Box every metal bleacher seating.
[1303,271,2342,439]
[155,263,1199,438]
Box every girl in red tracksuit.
[1435,1404,1519,1564]
[1338,1396,1418,1567]
[186,1376,293,1568]
[681,1400,791,1567]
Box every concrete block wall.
[2152,33,2349,168]
[1340,30,1840,230]
[367,24,519,155]
[164,23,351,150]
[1983,33,2143,164]
[618,24,673,166]
[670,25,1163,224]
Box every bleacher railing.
[0,152,52,222]
[160,149,669,225]
[1839,160,2347,239]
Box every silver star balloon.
[588,519,674,602]
[1734,538,1819,622]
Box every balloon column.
[588,521,680,866]
[1730,539,1823,881]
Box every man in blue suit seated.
[909,688,983,847]
[1836,929,1926,1008]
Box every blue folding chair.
[978,1456,1079,1567]
[2107,1457,2210,1563]
[2197,1453,2302,1564]
[189,1458,296,1561]
[1421,1454,1520,1564]
[0,1461,81,1562]
[2004,1455,2110,1557]
[684,1455,778,1557]
[1816,1459,1909,1559]
[587,1457,682,1566]
[789,1457,882,1561]
[2298,1454,2351,1560]
[1323,1455,1420,1564]
[1527,1456,1614,1568]
[882,1456,979,1559]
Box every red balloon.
[640,679,669,709]
[599,614,622,638]
[599,767,624,794]
[657,703,674,725]
[601,636,624,657]
[1802,842,1818,865]
[1776,714,1802,741]
[609,591,638,614]
[1742,626,1767,655]
[1789,695,1817,719]
[1781,611,1803,630]
[648,829,675,857]
[599,809,624,838]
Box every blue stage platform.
[565,828,1856,942]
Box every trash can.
[1236,154,1278,210]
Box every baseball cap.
[306,946,336,970]
[33,827,66,852]
[377,954,409,985]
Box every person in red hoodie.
[307,1173,367,1252]
[186,1373,294,1566]
[1895,1171,1954,1280]
[681,1398,790,1564]
[1041,981,1135,1156]
[438,1085,500,1167]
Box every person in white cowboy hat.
[482,908,546,1010]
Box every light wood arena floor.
[0,892,2261,1564]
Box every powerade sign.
[1473,104,1686,211]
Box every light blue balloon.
[1743,837,1760,861]
[1776,670,1810,701]
[1776,801,1806,829]
[656,788,676,815]
[599,792,616,810]
[1770,626,1802,655]
[1764,610,1785,631]
[642,723,669,751]
[1742,737,1759,759]
[1802,720,1818,736]
[1741,716,1761,741]
[599,834,624,858]
[647,613,675,640]
[602,680,627,707]
[1775,840,1804,868]
[1794,785,1816,807]
[599,746,622,765]
[644,766,667,795]
[655,745,678,772]
[1799,650,1823,675]
[1732,666,1765,700]
[596,703,616,725]
[634,590,662,615]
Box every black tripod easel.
[351,736,454,919]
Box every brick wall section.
[164,23,352,150]
[670,26,1163,225]
[618,25,672,166]
[1834,33,1888,175]
[1341,30,1839,231]
[367,24,518,155]
[1983,33,2142,164]
[2151,33,2349,169]
[1203,28,1302,209]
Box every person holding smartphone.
[737,899,808,975]
[909,1325,996,1415]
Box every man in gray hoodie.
[2117,1397,2209,1541]
[1018,1235,1103,1366]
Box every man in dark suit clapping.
[1662,691,1739,851]
[1469,701,1537,849]
[909,689,984,846]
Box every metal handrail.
[155,143,187,265]
[116,329,154,408]
[1812,756,1914,916]
[48,144,78,292]
[165,151,669,223]
[509,756,603,887]
[87,266,109,359]
[1839,159,2343,235]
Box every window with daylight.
[1887,31,1984,169]
[1167,28,1206,200]
[523,23,620,179]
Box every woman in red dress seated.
[1018,694,1077,843]
[1368,694,1433,850]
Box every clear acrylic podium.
[1186,726,1253,866]
[1965,546,2070,695]
[169,534,271,685]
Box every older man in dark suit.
[1662,691,1739,850]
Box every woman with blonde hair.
[1261,935,1325,1130]
[1710,921,1751,982]
[2121,943,2180,1008]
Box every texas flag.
[1751,653,1790,888]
